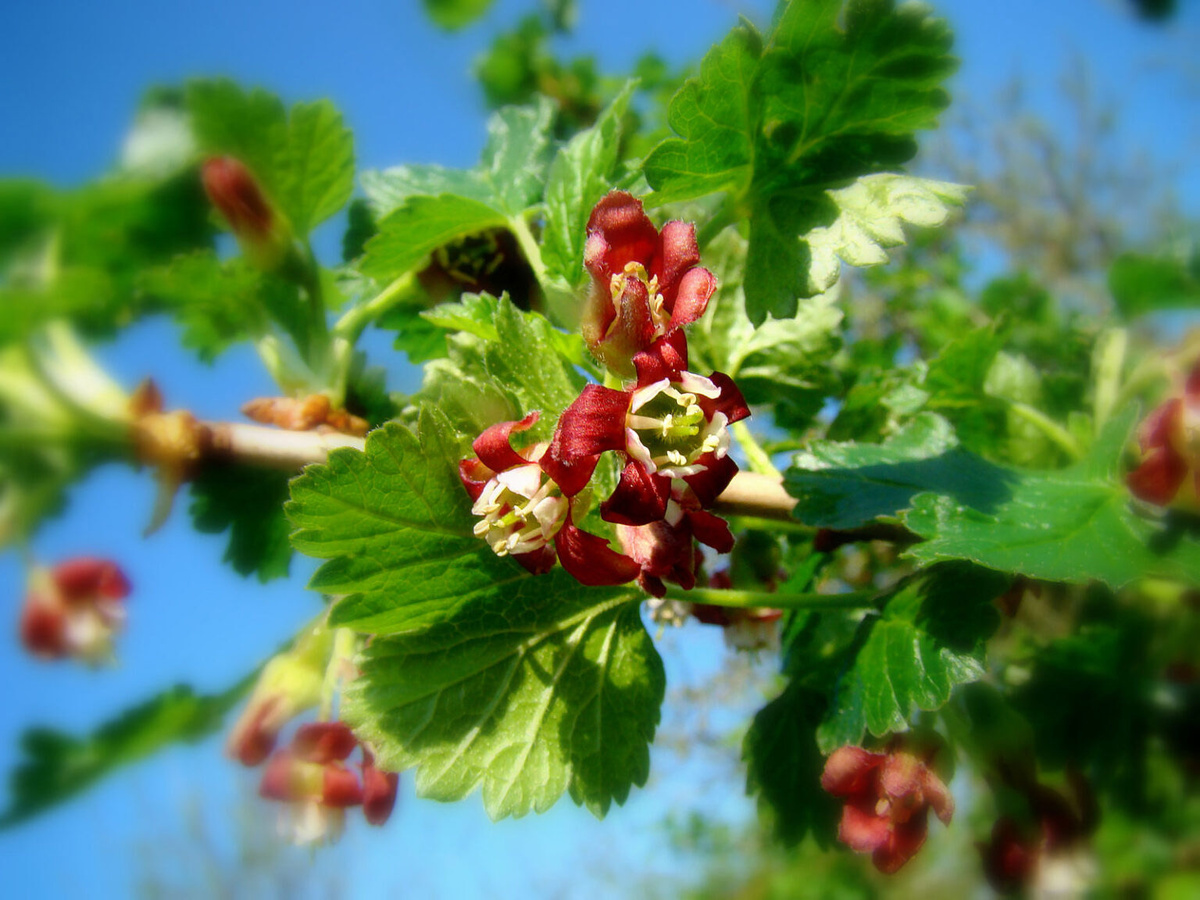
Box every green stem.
[332,272,416,344]
[508,213,550,290]
[1007,401,1085,461]
[731,421,780,479]
[1091,327,1127,435]
[666,585,878,612]
[319,627,358,723]
[694,202,736,250]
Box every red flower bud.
[821,745,954,874]
[581,192,717,378]
[1127,360,1200,510]
[201,156,291,270]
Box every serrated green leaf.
[480,100,555,215]
[360,195,508,284]
[541,82,637,289]
[902,416,1200,588]
[645,0,955,322]
[187,80,288,199]
[0,675,254,829]
[138,252,265,362]
[287,410,525,635]
[805,175,968,294]
[786,413,1011,530]
[422,0,495,30]
[642,23,761,204]
[817,564,1004,751]
[689,229,841,430]
[189,464,293,582]
[743,683,838,846]
[275,100,355,233]
[343,571,662,820]
[361,166,493,218]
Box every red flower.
[581,191,717,378]
[615,483,735,597]
[821,746,955,874]
[19,557,131,664]
[980,770,1098,894]
[460,412,640,586]
[543,332,749,526]
[259,722,399,844]
[1127,360,1200,509]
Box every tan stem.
[199,422,800,521]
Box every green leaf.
[480,99,556,216]
[541,82,637,289]
[189,82,354,235]
[817,564,1004,751]
[805,175,968,294]
[138,253,265,362]
[187,80,288,198]
[0,675,253,829]
[189,464,293,582]
[287,409,513,635]
[786,413,1010,530]
[744,683,838,846]
[360,195,508,284]
[1108,250,1200,318]
[902,410,1200,588]
[642,23,761,204]
[644,0,956,322]
[275,100,355,233]
[342,570,663,820]
[689,229,842,430]
[422,0,495,30]
[361,166,493,218]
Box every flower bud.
[201,156,292,270]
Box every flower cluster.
[259,722,399,845]
[461,193,748,595]
[979,770,1097,895]
[820,745,955,874]
[19,557,131,664]
[1127,359,1200,510]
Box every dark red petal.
[362,759,400,825]
[473,411,540,474]
[653,220,701,291]
[292,722,359,764]
[542,385,630,496]
[638,573,667,598]
[1137,398,1181,453]
[1127,446,1188,505]
[322,762,364,808]
[821,745,883,797]
[632,330,689,386]
[690,603,731,626]
[554,518,640,586]
[981,817,1039,893]
[259,750,300,801]
[600,462,670,526]
[227,695,284,767]
[19,601,66,658]
[687,509,734,553]
[458,457,494,502]
[839,803,892,853]
[1187,360,1200,399]
[699,371,751,425]
[873,813,928,874]
[585,276,659,377]
[584,191,659,279]
[683,453,739,508]
[668,266,717,330]
[513,544,558,575]
[53,558,132,603]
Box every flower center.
[626,377,729,477]
[471,464,568,557]
[612,262,670,335]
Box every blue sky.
[1,0,1198,896]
